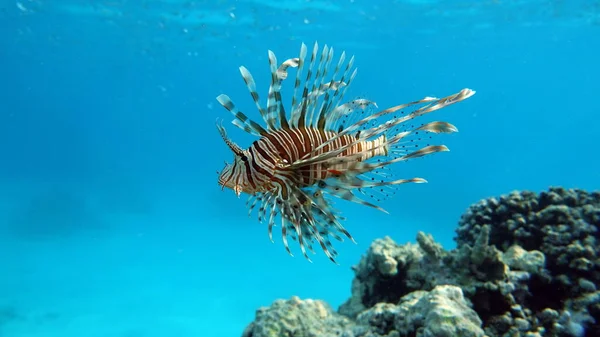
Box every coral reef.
[241,296,352,337]
[242,187,599,337]
[455,187,600,337]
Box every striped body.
[215,42,475,264]
[248,127,388,193]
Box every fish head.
[216,122,253,197]
[217,152,252,197]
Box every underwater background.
[0,1,598,336]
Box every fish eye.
[240,155,248,162]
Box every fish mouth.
[217,178,241,197]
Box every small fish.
[216,42,475,264]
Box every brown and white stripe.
[214,41,476,264]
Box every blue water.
[1,1,598,336]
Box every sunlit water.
[1,1,598,336]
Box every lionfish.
[216,42,475,264]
